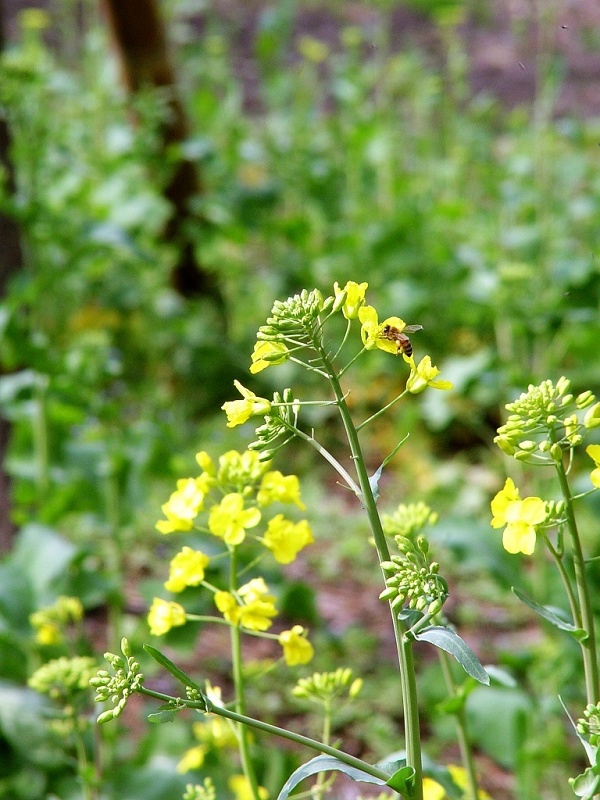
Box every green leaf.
[143,645,206,702]
[414,626,490,684]
[511,588,586,639]
[386,765,415,794]
[276,755,387,800]
[369,435,410,500]
[148,705,179,724]
[570,766,600,798]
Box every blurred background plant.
[1,0,599,798]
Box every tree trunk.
[0,9,22,552]
[100,0,221,300]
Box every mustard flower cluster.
[150,449,314,665]
[28,655,98,702]
[292,667,363,704]
[382,502,439,539]
[90,638,144,723]
[380,536,448,616]
[577,701,600,747]
[29,595,84,645]
[494,377,600,461]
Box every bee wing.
[403,324,423,333]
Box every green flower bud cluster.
[543,499,566,528]
[183,778,216,800]
[382,501,438,539]
[494,377,599,461]
[217,449,270,493]
[28,656,98,702]
[292,667,362,704]
[257,289,332,349]
[249,387,298,461]
[379,536,448,615]
[577,702,600,746]
[89,638,144,724]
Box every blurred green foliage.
[1,1,599,798]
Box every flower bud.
[518,440,538,452]
[539,440,551,452]
[514,450,532,461]
[550,443,563,462]
[560,394,574,406]
[576,391,595,409]
[584,403,600,429]
[494,435,516,456]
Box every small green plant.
[490,377,600,797]
[91,282,493,800]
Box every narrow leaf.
[559,695,597,765]
[148,706,179,724]
[512,588,586,639]
[276,755,386,800]
[415,626,490,684]
[369,435,410,499]
[143,644,206,700]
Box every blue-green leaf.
[386,765,415,794]
[276,755,386,800]
[414,626,489,684]
[512,588,586,640]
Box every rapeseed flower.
[222,380,271,428]
[147,598,187,636]
[587,445,600,488]
[490,478,546,555]
[257,470,306,509]
[214,578,277,631]
[333,280,368,319]
[208,493,261,546]
[279,625,314,665]
[250,341,289,374]
[164,547,210,593]
[262,514,313,563]
[406,355,453,394]
[156,477,206,534]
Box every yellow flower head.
[215,578,278,631]
[195,450,216,476]
[176,744,207,774]
[333,280,368,320]
[222,380,272,428]
[229,775,269,800]
[30,596,84,645]
[147,597,187,636]
[257,471,306,509]
[262,514,314,564]
[250,341,289,374]
[358,306,408,354]
[587,445,600,488]
[279,625,314,665]
[406,355,453,394]
[156,477,206,534]
[490,478,547,555]
[208,493,261,546]
[164,547,210,593]
[422,777,446,800]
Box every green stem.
[138,686,390,783]
[229,548,262,800]
[357,390,408,431]
[33,375,49,499]
[438,651,479,800]
[316,346,423,800]
[542,533,582,630]
[551,436,599,704]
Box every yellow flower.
[164,547,210,593]
[229,775,269,800]
[297,35,329,63]
[156,477,206,534]
[422,777,446,800]
[176,744,207,773]
[333,280,368,320]
[195,450,215,475]
[250,341,289,374]
[358,305,417,356]
[208,493,261,546]
[222,380,272,428]
[147,598,187,636]
[257,471,306,509]
[587,445,600,488]
[35,623,62,646]
[279,625,314,665]
[490,478,547,555]
[447,764,491,799]
[262,514,314,564]
[406,355,453,394]
[215,578,278,631]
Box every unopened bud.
[584,403,600,429]
[518,440,537,452]
[550,443,563,462]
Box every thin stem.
[138,686,390,783]
[316,346,423,800]
[357,389,408,431]
[438,651,480,800]
[229,548,262,800]
[550,434,599,704]
[542,532,582,630]
[289,424,361,496]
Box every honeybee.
[381,323,423,358]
